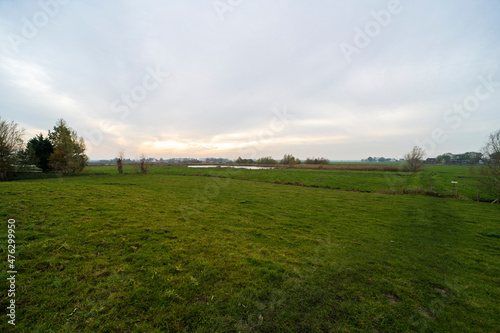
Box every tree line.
[234,155,330,165]
[436,152,482,164]
[0,118,88,179]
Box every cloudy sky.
[1,0,499,160]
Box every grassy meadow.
[90,164,494,201]
[0,165,499,332]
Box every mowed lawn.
[0,172,499,332]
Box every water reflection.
[188,165,273,170]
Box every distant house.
[450,158,468,165]
[425,158,437,164]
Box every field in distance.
[89,164,494,202]
[0,167,499,332]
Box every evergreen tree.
[48,119,88,174]
[26,134,54,172]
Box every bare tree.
[404,146,425,172]
[140,154,149,174]
[116,150,124,174]
[280,154,296,165]
[0,118,24,180]
[476,129,500,203]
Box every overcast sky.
[1,0,499,160]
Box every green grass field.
[89,164,494,201]
[1,167,499,332]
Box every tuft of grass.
[479,232,500,238]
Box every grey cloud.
[1,0,499,160]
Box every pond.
[187,165,274,170]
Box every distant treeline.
[434,152,482,164]
[361,157,401,162]
[235,155,329,165]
